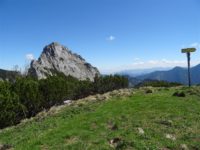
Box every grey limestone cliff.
[28,42,100,81]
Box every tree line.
[135,79,182,88]
[0,73,128,128]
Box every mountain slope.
[137,64,200,85]
[28,42,100,81]
[0,87,200,149]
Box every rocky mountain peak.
[28,42,100,81]
[43,42,68,55]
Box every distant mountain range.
[135,64,200,85]
[0,69,20,82]
[117,67,171,77]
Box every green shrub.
[0,73,128,128]
[172,91,186,97]
[13,77,43,117]
[0,81,26,128]
[145,89,153,94]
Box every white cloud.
[190,42,200,49]
[148,60,158,64]
[25,54,34,61]
[161,59,170,63]
[132,61,145,65]
[133,58,141,61]
[106,35,116,41]
[140,59,188,68]
[99,58,200,74]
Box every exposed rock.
[109,137,123,149]
[0,144,12,150]
[63,100,72,105]
[95,94,107,101]
[107,120,118,131]
[165,134,176,141]
[85,95,97,101]
[180,144,189,150]
[103,93,111,100]
[137,127,145,135]
[159,120,173,127]
[28,42,100,81]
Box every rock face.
[28,42,100,81]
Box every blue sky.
[0,0,200,73]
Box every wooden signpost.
[181,48,196,87]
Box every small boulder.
[63,100,72,105]
[165,134,176,141]
[109,137,123,149]
[107,120,118,131]
[0,144,12,150]
[96,94,106,101]
[86,96,97,101]
[103,93,111,100]
[159,120,173,126]
[138,128,145,135]
[180,144,189,150]
[110,90,119,96]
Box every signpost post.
[181,48,196,87]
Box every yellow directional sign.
[181,48,196,53]
[181,47,196,87]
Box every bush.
[93,75,128,94]
[145,89,153,94]
[172,91,186,97]
[0,81,26,128]
[0,73,128,128]
[13,77,43,117]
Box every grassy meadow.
[0,87,200,150]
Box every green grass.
[1,87,200,149]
